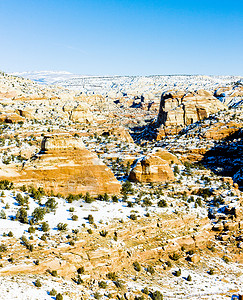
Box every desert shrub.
[121,181,134,195]
[112,195,118,202]
[174,269,181,277]
[142,287,149,294]
[0,209,6,219]
[114,279,125,289]
[49,288,57,296]
[72,215,78,221]
[94,292,102,299]
[8,231,13,237]
[100,230,108,237]
[151,290,163,300]
[174,165,179,175]
[106,271,117,280]
[77,266,84,274]
[40,234,47,241]
[130,214,137,220]
[41,222,50,232]
[166,261,172,268]
[5,203,9,209]
[69,207,75,212]
[98,280,108,288]
[34,259,39,265]
[19,185,27,192]
[88,214,94,224]
[143,198,152,206]
[222,255,230,263]
[16,207,28,223]
[32,207,46,223]
[21,235,34,251]
[51,270,58,277]
[35,279,42,287]
[147,265,155,274]
[0,180,13,190]
[28,186,45,200]
[187,274,192,281]
[133,261,141,272]
[158,200,167,207]
[45,198,58,212]
[56,293,63,300]
[135,296,145,300]
[57,223,68,231]
[69,240,75,246]
[187,250,194,255]
[169,253,180,261]
[208,268,214,275]
[87,228,93,234]
[84,192,94,203]
[0,244,7,252]
[28,226,36,234]
[16,193,25,206]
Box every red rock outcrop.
[128,151,174,183]
[0,134,121,196]
[157,89,226,138]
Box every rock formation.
[156,89,226,138]
[0,134,121,196]
[129,151,175,183]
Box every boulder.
[128,152,174,183]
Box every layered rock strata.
[129,151,175,183]
[0,135,121,195]
[157,89,226,138]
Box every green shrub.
[88,214,94,224]
[8,231,13,237]
[158,200,167,207]
[77,266,84,274]
[16,207,28,223]
[208,268,214,275]
[0,209,6,219]
[174,269,181,277]
[133,261,141,272]
[98,281,108,288]
[100,230,108,237]
[35,279,42,287]
[56,293,63,300]
[147,265,155,274]
[41,222,50,232]
[169,253,180,261]
[0,180,13,190]
[45,198,58,212]
[71,215,78,221]
[106,271,117,280]
[0,244,7,252]
[49,288,57,296]
[151,290,163,300]
[32,207,46,223]
[130,214,137,220]
[28,226,36,234]
[57,223,68,231]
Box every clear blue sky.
[0,0,242,75]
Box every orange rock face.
[1,135,121,196]
[129,151,174,183]
[156,89,226,138]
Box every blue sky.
[0,0,242,75]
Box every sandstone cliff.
[0,135,121,196]
[156,89,226,138]
[129,151,175,183]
